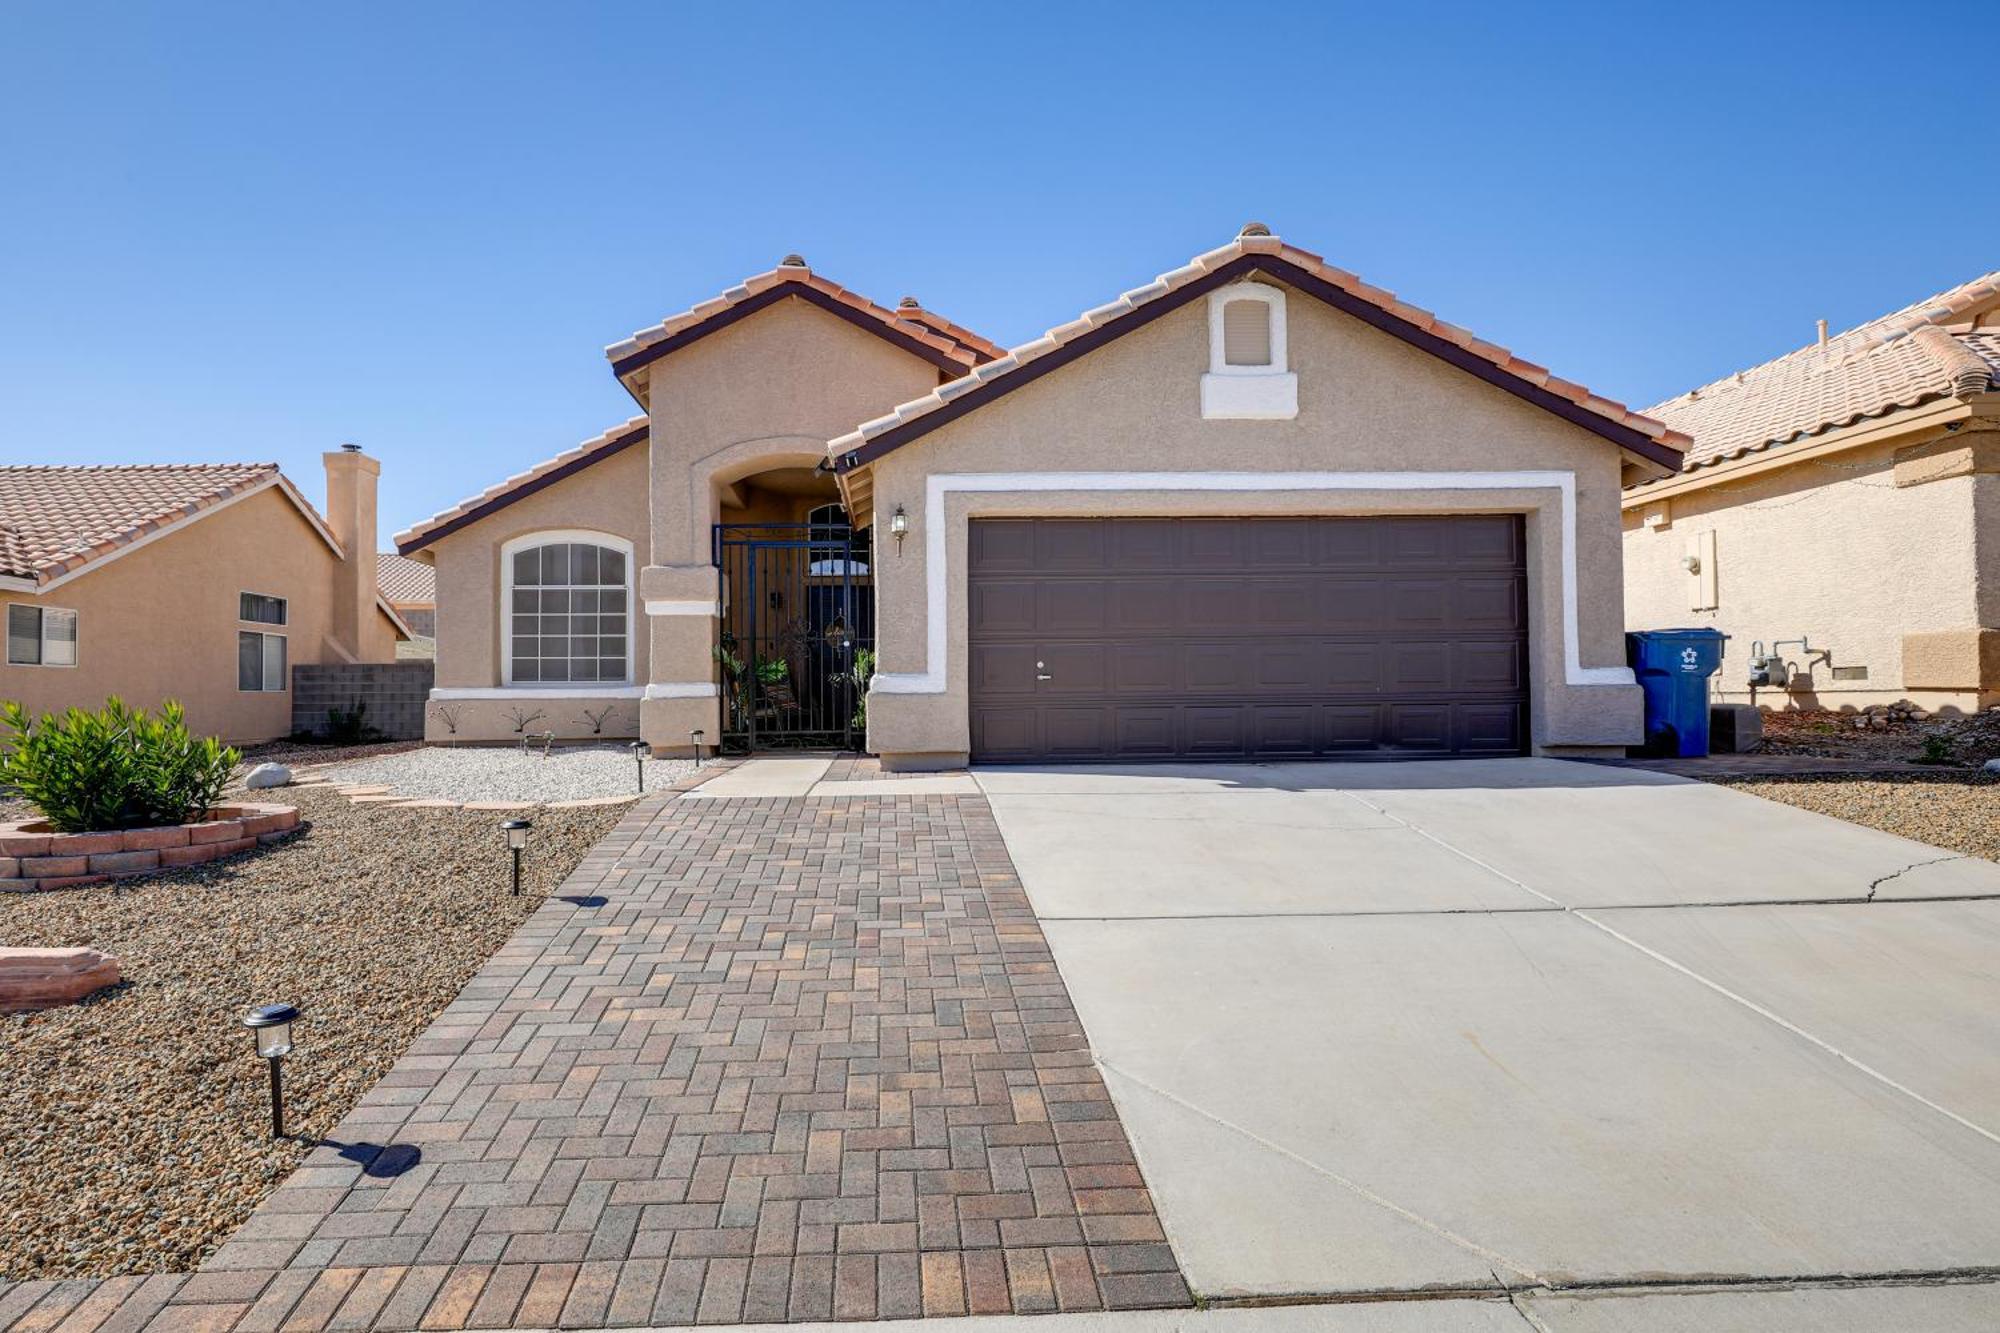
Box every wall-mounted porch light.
[239,1003,299,1139]
[889,505,908,554]
[502,818,532,895]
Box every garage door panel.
[1456,576,1526,630]
[1457,640,1526,692]
[970,519,1036,570]
[1036,521,1106,569]
[1040,580,1109,633]
[968,516,1527,762]
[1113,708,1177,758]
[1460,702,1526,753]
[970,580,1038,635]
[1044,707,1111,758]
[1038,643,1107,694]
[1112,642,1178,693]
[971,643,1039,696]
[971,707,1038,761]
[1113,581,1180,634]
[1323,642,1384,691]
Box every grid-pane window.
[507,540,629,684]
[240,592,287,625]
[238,631,286,691]
[6,604,77,667]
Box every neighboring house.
[1,447,411,743]
[377,551,437,659]
[397,227,1685,765]
[1624,273,2000,713]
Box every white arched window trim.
[500,529,636,689]
[1202,281,1298,420]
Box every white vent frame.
[1202,281,1298,420]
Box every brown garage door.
[968,515,1528,762]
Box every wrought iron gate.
[711,522,874,751]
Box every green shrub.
[324,698,380,745]
[849,647,877,731]
[0,696,238,833]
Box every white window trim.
[6,603,79,669]
[867,470,1635,699]
[238,630,287,692]
[500,529,636,689]
[239,590,289,626]
[1202,281,1298,420]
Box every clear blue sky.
[3,2,1989,541]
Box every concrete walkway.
[981,758,2000,1321]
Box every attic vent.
[1222,299,1273,367]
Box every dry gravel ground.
[1757,706,2000,767]
[0,785,626,1281]
[311,743,694,803]
[1715,771,2000,863]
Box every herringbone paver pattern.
[6,791,1188,1330]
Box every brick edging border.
[0,804,301,893]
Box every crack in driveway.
[1866,852,1972,900]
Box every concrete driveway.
[977,758,2000,1324]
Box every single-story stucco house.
[396,226,1688,766]
[1,447,411,742]
[1624,271,2000,713]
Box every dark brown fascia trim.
[609,281,976,382]
[396,424,650,555]
[836,254,1685,474]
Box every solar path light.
[630,740,647,793]
[238,1003,299,1139]
[689,729,704,768]
[502,818,532,895]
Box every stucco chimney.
[322,444,380,662]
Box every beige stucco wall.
[1,486,398,744]
[635,297,941,748]
[1622,432,1995,712]
[856,280,1645,764]
[421,439,651,743]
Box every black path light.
[502,818,532,895]
[689,729,704,769]
[239,1003,299,1139]
[629,740,647,793]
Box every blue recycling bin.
[1626,628,1728,757]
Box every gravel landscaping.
[1715,771,2000,864]
[0,784,628,1280]
[309,743,695,804]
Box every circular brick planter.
[0,803,300,892]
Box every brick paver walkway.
[0,791,1189,1330]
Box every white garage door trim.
[870,470,1632,694]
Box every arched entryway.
[711,465,873,750]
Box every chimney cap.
[779,253,807,268]
[1238,221,1272,238]
[897,296,921,310]
[339,443,362,453]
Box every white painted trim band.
[644,599,719,617]
[431,686,644,700]
[869,470,1633,695]
[643,682,719,699]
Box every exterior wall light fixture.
[239,1003,299,1139]
[502,818,532,895]
[890,505,908,554]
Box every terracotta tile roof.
[376,551,436,606]
[606,259,996,377]
[0,463,287,585]
[394,417,649,554]
[1645,271,2000,470]
[827,232,1688,472]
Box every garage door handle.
[1036,673,1053,681]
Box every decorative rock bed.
[0,803,300,892]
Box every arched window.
[806,502,869,575]
[502,532,633,685]
[1202,281,1297,420]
